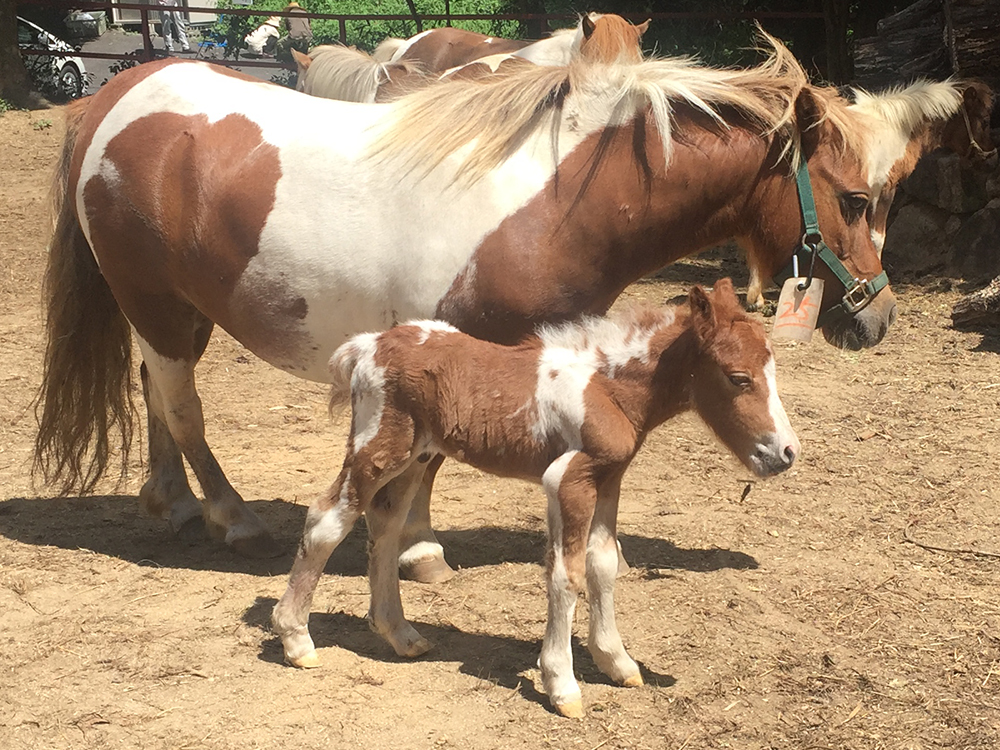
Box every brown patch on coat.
[81,105,307,363]
[398,27,529,73]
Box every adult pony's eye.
[728,372,752,388]
[840,192,869,224]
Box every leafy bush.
[209,0,522,56]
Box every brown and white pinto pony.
[745,78,994,309]
[293,14,647,103]
[35,35,892,569]
[272,280,799,718]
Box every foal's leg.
[366,462,433,657]
[272,466,366,667]
[398,454,456,584]
[137,361,203,534]
[586,471,641,687]
[540,451,599,719]
[134,330,281,557]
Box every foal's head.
[687,279,799,477]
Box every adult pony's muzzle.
[821,288,898,350]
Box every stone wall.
[883,137,1000,282]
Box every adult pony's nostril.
[783,445,797,464]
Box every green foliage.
[209,0,522,55]
[0,98,13,115]
[32,118,53,130]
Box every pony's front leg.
[272,469,363,667]
[367,463,433,658]
[587,472,641,687]
[540,451,598,719]
[398,454,456,583]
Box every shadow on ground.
[0,494,758,576]
[243,596,676,711]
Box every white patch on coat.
[749,355,799,473]
[397,540,445,567]
[407,320,459,345]
[532,346,597,449]
[75,62,606,381]
[308,472,355,546]
[513,25,582,66]
[344,334,386,452]
[387,28,435,62]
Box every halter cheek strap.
[773,160,889,320]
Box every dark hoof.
[175,515,207,543]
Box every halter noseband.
[774,160,889,321]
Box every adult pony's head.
[687,279,799,476]
[371,33,896,349]
[578,12,649,64]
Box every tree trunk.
[0,0,37,107]
[404,0,423,34]
[821,0,852,83]
[952,275,1000,328]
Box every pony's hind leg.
[586,472,641,687]
[367,462,433,658]
[398,454,456,583]
[272,466,364,667]
[138,362,202,535]
[135,330,281,558]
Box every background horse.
[35,36,893,569]
[294,14,645,103]
[746,78,994,309]
[272,280,799,718]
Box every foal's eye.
[728,372,752,388]
[840,193,870,224]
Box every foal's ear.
[711,277,737,305]
[291,47,312,72]
[636,19,651,37]
[689,285,716,342]
[794,86,825,160]
[582,13,597,39]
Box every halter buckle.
[842,278,873,314]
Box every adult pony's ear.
[582,13,596,39]
[291,47,312,79]
[689,285,716,344]
[794,86,826,161]
[636,19,651,37]
[959,80,995,159]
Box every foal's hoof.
[286,650,321,669]
[400,555,456,584]
[621,672,644,688]
[554,699,585,719]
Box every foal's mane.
[370,33,863,181]
[536,305,679,370]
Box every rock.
[902,152,989,214]
[952,202,1000,280]
[883,203,952,275]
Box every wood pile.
[854,0,1000,91]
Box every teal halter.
[773,160,889,320]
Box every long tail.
[33,98,137,495]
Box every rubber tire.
[58,63,83,99]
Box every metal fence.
[16,0,826,74]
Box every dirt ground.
[2,108,999,750]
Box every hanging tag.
[772,277,824,342]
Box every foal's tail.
[33,97,136,495]
[328,333,380,413]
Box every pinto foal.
[272,279,799,717]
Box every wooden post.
[445,0,451,27]
[338,18,346,45]
[140,6,154,62]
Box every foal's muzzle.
[749,435,799,477]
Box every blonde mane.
[370,33,863,181]
[849,79,964,136]
[300,45,423,103]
